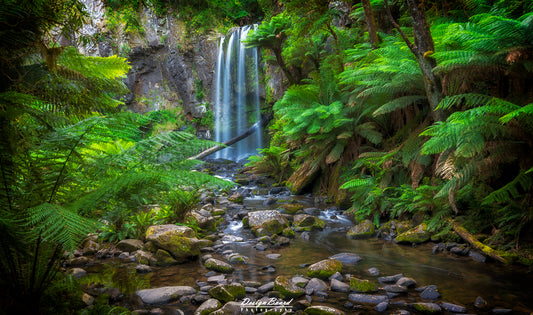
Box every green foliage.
[246,145,293,183]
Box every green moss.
[225,283,245,299]
[242,217,249,227]
[413,303,441,314]
[349,278,377,293]
[307,259,342,279]
[282,227,295,237]
[347,220,375,239]
[395,223,430,244]
[154,249,178,266]
[208,285,234,303]
[281,203,304,214]
[204,258,234,273]
[274,276,305,299]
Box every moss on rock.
[347,220,375,239]
[307,259,342,279]
[274,275,305,299]
[349,278,378,293]
[395,223,430,244]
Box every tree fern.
[483,170,533,204]
[25,203,97,252]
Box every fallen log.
[189,115,271,160]
[448,219,510,264]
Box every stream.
[82,162,533,314]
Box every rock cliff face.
[77,0,218,120]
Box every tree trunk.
[384,0,446,122]
[362,0,379,49]
[448,219,511,264]
[273,47,296,85]
[189,115,271,160]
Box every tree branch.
[383,0,418,55]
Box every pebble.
[440,302,466,313]
[266,253,281,259]
[367,267,380,276]
[420,285,440,300]
[375,301,388,312]
[257,282,274,293]
[378,274,404,284]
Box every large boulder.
[204,258,234,273]
[347,220,375,239]
[307,259,342,279]
[274,275,306,299]
[395,223,431,244]
[116,239,144,252]
[189,211,217,231]
[136,286,196,304]
[195,298,222,315]
[247,210,289,237]
[293,214,325,231]
[145,224,200,262]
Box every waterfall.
[213,26,263,161]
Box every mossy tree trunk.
[362,0,379,49]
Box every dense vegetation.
[246,0,533,264]
[0,0,233,313]
[1,0,533,313]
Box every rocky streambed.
[68,162,533,315]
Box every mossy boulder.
[134,250,157,266]
[304,305,346,315]
[274,275,305,299]
[194,298,222,315]
[411,303,442,314]
[145,224,200,262]
[349,278,378,293]
[378,220,411,235]
[204,258,234,273]
[347,220,375,239]
[251,219,287,237]
[154,249,178,266]
[395,223,431,244]
[211,208,226,216]
[307,259,343,279]
[116,239,143,253]
[189,211,216,231]
[228,192,244,203]
[293,214,326,231]
[281,203,304,214]
[208,283,245,303]
[282,227,295,238]
[248,210,289,237]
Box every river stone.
[155,249,178,266]
[304,305,346,315]
[375,301,388,312]
[307,259,343,279]
[378,273,404,284]
[396,277,416,287]
[136,286,196,304]
[292,276,309,288]
[410,303,441,314]
[136,264,152,273]
[68,268,87,279]
[293,214,325,230]
[450,246,470,256]
[350,278,378,293]
[330,278,350,292]
[248,210,288,227]
[329,272,344,281]
[469,250,487,263]
[266,253,281,259]
[300,231,311,240]
[228,192,244,203]
[194,298,222,315]
[347,220,375,239]
[474,296,488,308]
[257,282,274,293]
[210,301,242,315]
[208,283,245,303]
[395,224,430,244]
[348,293,388,304]
[329,253,362,265]
[116,239,144,252]
[274,275,305,298]
[492,308,513,314]
[420,285,440,300]
[440,302,466,313]
[227,253,248,264]
[221,235,244,243]
[207,274,225,283]
[305,278,329,295]
[145,225,200,262]
[68,256,90,267]
[367,267,380,276]
[383,284,407,293]
[134,250,157,266]
[205,258,234,273]
[251,220,288,237]
[190,211,216,231]
[264,196,277,205]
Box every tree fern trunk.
[362,0,379,49]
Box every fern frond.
[25,203,98,252]
[373,95,427,116]
[483,171,533,204]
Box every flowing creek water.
[83,175,533,314]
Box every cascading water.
[213,25,263,161]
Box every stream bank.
[71,160,533,315]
